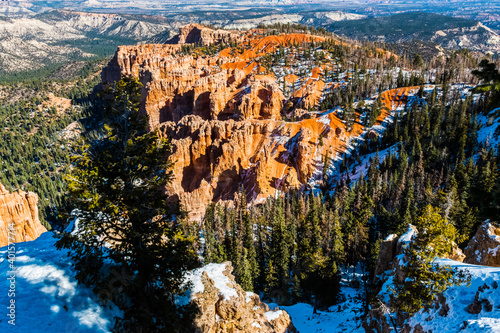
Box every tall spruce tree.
[56,77,199,332]
[391,205,470,315]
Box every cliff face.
[185,261,296,333]
[102,44,284,127]
[102,25,408,219]
[0,183,46,247]
[160,107,362,219]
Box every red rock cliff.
[101,25,413,220]
[0,183,47,247]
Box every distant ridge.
[327,12,500,54]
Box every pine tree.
[241,197,259,290]
[56,77,199,332]
[271,199,290,294]
[391,205,470,314]
[397,69,405,88]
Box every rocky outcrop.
[366,224,466,333]
[102,46,283,128]
[374,234,398,278]
[0,183,46,247]
[464,221,500,267]
[184,262,296,333]
[167,23,243,46]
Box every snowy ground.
[376,227,500,333]
[410,259,500,332]
[270,266,365,333]
[1,233,366,333]
[279,286,364,333]
[4,232,499,333]
[0,232,119,332]
[476,107,500,148]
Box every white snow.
[398,225,416,246]
[0,233,120,332]
[317,115,331,126]
[488,246,500,256]
[264,309,283,322]
[245,291,255,303]
[476,109,500,147]
[64,209,83,235]
[181,263,238,305]
[270,265,365,332]
[279,301,363,333]
[385,234,398,242]
[409,258,500,332]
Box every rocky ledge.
[182,261,296,333]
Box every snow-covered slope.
[409,259,500,332]
[269,266,366,332]
[477,107,500,148]
[0,233,120,332]
[0,232,366,332]
[372,225,500,333]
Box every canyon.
[102,24,415,219]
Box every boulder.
[374,234,398,278]
[183,262,296,333]
[464,221,500,267]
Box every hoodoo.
[102,24,414,219]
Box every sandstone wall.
[0,183,46,247]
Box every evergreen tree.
[391,205,470,315]
[56,77,199,332]
[271,199,290,296]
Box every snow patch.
[0,233,120,332]
[409,258,500,332]
[385,234,398,242]
[264,310,283,322]
[182,263,238,303]
[398,225,416,246]
[245,291,255,303]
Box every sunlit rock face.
[464,221,500,267]
[102,24,413,220]
[0,183,46,247]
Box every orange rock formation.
[102,25,416,220]
[0,183,46,247]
